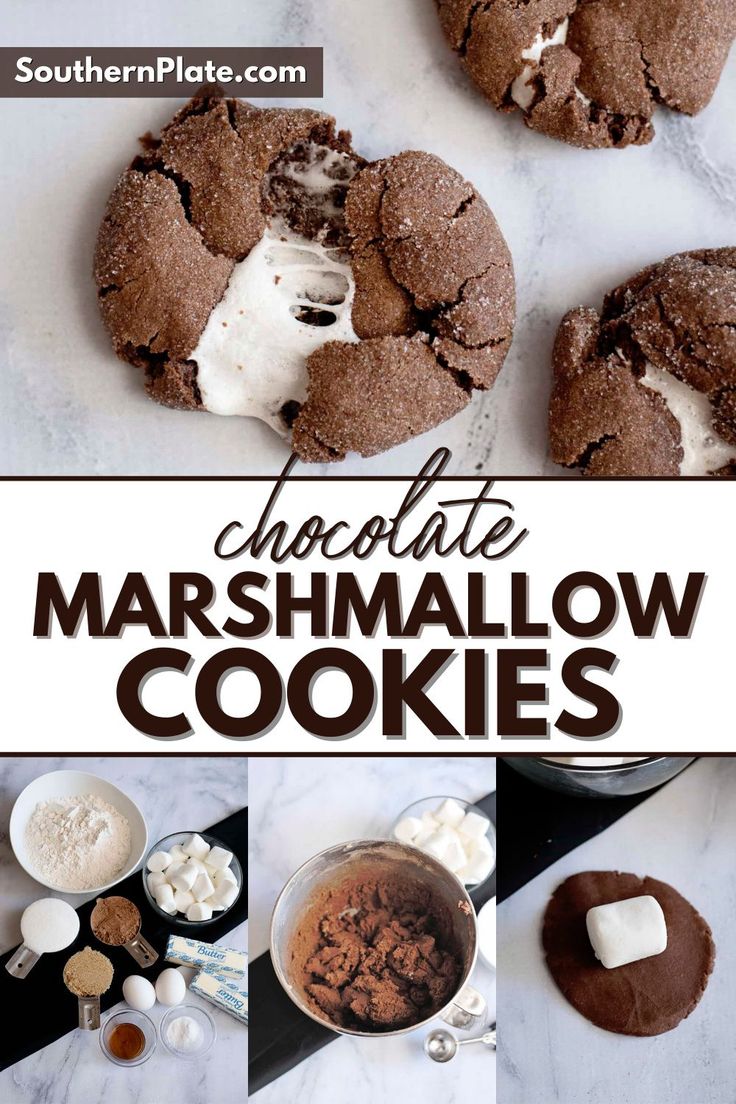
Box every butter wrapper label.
[192,969,249,1024]
[165,935,247,978]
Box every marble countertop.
[249,756,496,1104]
[0,756,248,1104]
[498,757,736,1104]
[2,0,735,476]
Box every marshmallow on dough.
[586,895,667,969]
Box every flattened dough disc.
[543,871,715,1036]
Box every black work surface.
[248,790,496,1096]
[496,759,691,902]
[0,806,247,1073]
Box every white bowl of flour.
[10,771,147,894]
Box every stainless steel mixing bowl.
[503,756,696,798]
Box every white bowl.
[9,770,148,894]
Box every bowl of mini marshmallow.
[391,797,495,891]
[142,832,242,926]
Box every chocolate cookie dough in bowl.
[437,0,736,150]
[270,839,483,1036]
[549,248,736,476]
[95,85,515,463]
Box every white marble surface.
[2,1,735,475]
[249,756,496,1103]
[498,757,736,1104]
[0,756,248,1104]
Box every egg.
[122,975,156,1012]
[155,967,186,1006]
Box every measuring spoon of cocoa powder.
[90,896,158,968]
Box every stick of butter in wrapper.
[165,935,247,978]
[192,970,248,1024]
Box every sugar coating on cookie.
[95,87,515,461]
[548,248,736,477]
[437,0,736,149]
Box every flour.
[25,794,132,890]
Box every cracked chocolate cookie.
[549,248,736,476]
[437,1,736,149]
[95,87,515,462]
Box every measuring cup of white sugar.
[391,797,496,890]
[6,899,80,978]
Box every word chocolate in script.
[214,450,529,562]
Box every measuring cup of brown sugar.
[63,946,114,1030]
[91,897,159,968]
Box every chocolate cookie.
[549,248,736,476]
[437,1,736,149]
[95,87,515,462]
[543,871,715,1036]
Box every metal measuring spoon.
[424,1023,497,1062]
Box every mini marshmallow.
[420,810,439,829]
[186,858,208,875]
[153,883,175,909]
[421,829,453,861]
[459,811,490,840]
[459,850,495,886]
[213,882,239,910]
[205,894,225,912]
[192,872,216,903]
[435,798,466,828]
[168,862,198,892]
[213,867,238,888]
[394,816,423,845]
[147,850,174,873]
[586,895,667,970]
[468,834,494,860]
[206,846,234,871]
[169,844,189,862]
[443,837,469,874]
[173,889,195,912]
[182,833,211,861]
[147,871,168,891]
[187,902,213,922]
[413,825,437,847]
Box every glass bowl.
[390,796,496,892]
[503,756,696,798]
[100,1009,156,1067]
[161,1004,217,1060]
[142,831,243,927]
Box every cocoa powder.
[91,896,140,946]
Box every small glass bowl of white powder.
[161,1005,217,1060]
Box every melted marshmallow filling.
[642,365,735,475]
[191,145,358,434]
[511,19,569,109]
[510,19,591,110]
